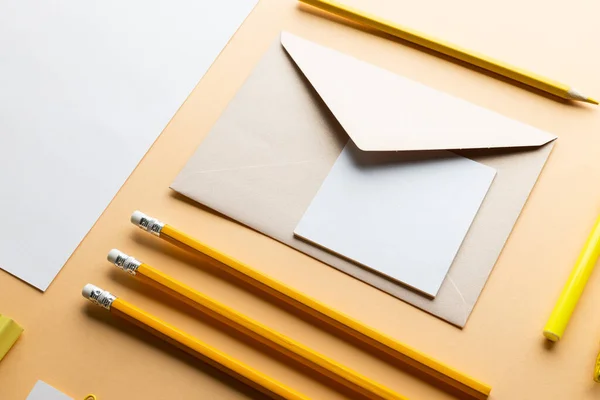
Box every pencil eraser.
[131,210,146,226]
[107,249,122,264]
[82,284,100,300]
[0,315,23,362]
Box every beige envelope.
[171,32,556,327]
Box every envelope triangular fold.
[171,35,558,327]
[280,31,556,151]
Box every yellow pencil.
[107,249,406,400]
[81,284,309,400]
[544,215,600,341]
[299,0,597,105]
[131,211,491,400]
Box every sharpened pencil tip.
[586,97,599,105]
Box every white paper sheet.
[0,0,257,291]
[294,142,496,297]
[26,381,72,400]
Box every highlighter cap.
[543,330,561,342]
[0,315,23,361]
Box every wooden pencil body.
[132,263,406,400]
[110,298,308,400]
[300,0,576,102]
[161,224,490,400]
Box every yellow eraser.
[0,314,23,361]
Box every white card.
[0,0,257,290]
[27,381,72,400]
[295,142,496,297]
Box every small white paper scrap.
[26,381,72,400]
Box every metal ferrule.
[112,251,141,276]
[135,212,164,237]
[87,287,116,310]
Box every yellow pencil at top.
[299,0,597,105]
[544,214,600,342]
[594,351,600,382]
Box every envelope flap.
[280,32,557,152]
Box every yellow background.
[1,0,600,398]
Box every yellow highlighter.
[0,314,23,361]
[594,351,600,382]
[544,215,600,342]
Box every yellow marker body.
[299,0,596,104]
[544,215,600,341]
[127,261,405,400]
[594,352,600,382]
[156,223,491,400]
[0,314,23,361]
